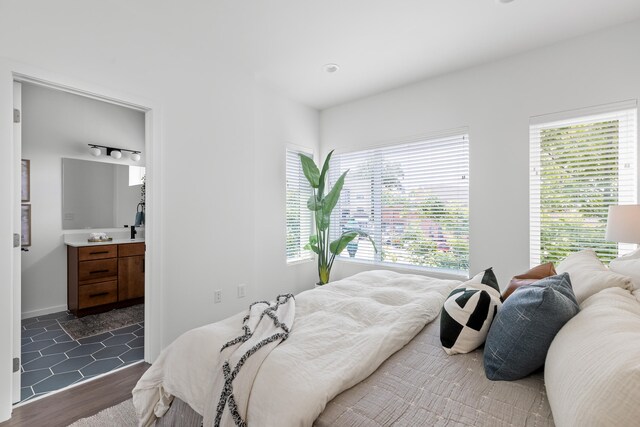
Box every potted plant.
[299,150,376,286]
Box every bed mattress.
[156,316,554,426]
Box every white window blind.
[530,102,638,266]
[286,148,314,263]
[329,133,470,274]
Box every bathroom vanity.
[66,240,145,316]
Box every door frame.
[11,81,22,403]
[0,60,164,421]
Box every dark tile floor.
[20,310,144,403]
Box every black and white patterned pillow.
[440,268,502,355]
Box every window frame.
[328,129,470,278]
[529,102,638,266]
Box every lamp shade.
[110,150,122,159]
[605,205,640,243]
[89,146,101,157]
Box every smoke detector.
[324,63,340,73]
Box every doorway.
[4,69,161,412]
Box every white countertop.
[64,229,145,247]
[65,238,146,247]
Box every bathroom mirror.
[62,158,145,230]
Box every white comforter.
[132,270,459,427]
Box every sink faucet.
[131,225,137,240]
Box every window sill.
[335,256,468,281]
[286,257,314,266]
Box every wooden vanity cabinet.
[118,244,145,300]
[67,242,145,316]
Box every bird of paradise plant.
[299,150,376,285]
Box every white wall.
[0,6,320,418]
[322,20,640,287]
[252,82,320,299]
[21,83,145,318]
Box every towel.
[135,203,145,227]
[135,211,145,227]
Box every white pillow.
[609,248,640,291]
[555,249,632,304]
[545,287,640,427]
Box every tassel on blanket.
[204,294,296,427]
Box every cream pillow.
[609,248,640,291]
[545,287,640,427]
[555,249,632,304]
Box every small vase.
[314,282,323,289]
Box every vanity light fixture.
[87,144,142,162]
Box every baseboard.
[21,304,68,320]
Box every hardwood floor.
[0,362,149,427]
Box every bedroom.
[1,0,640,426]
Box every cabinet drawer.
[79,245,117,261]
[79,281,118,309]
[78,259,118,282]
[119,242,145,257]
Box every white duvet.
[132,270,459,427]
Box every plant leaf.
[316,210,331,231]
[353,230,378,253]
[317,150,334,198]
[330,232,358,255]
[304,242,320,254]
[322,170,348,217]
[299,153,320,188]
[307,195,322,211]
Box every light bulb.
[110,150,122,159]
[130,152,141,162]
[89,146,102,157]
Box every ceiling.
[2,1,640,111]
[244,0,640,110]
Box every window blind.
[530,103,638,266]
[286,148,314,263]
[329,132,470,274]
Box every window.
[329,132,470,274]
[129,166,145,186]
[530,103,637,266]
[286,148,314,263]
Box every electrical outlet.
[238,284,246,298]
[214,289,222,304]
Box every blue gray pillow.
[483,273,579,381]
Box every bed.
[152,314,553,426]
[133,267,640,427]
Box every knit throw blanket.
[203,294,295,427]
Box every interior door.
[12,81,22,403]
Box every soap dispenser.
[131,225,137,240]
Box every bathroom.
[18,82,146,403]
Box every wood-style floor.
[0,362,149,427]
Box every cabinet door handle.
[89,292,109,298]
[89,251,109,255]
[89,269,110,275]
